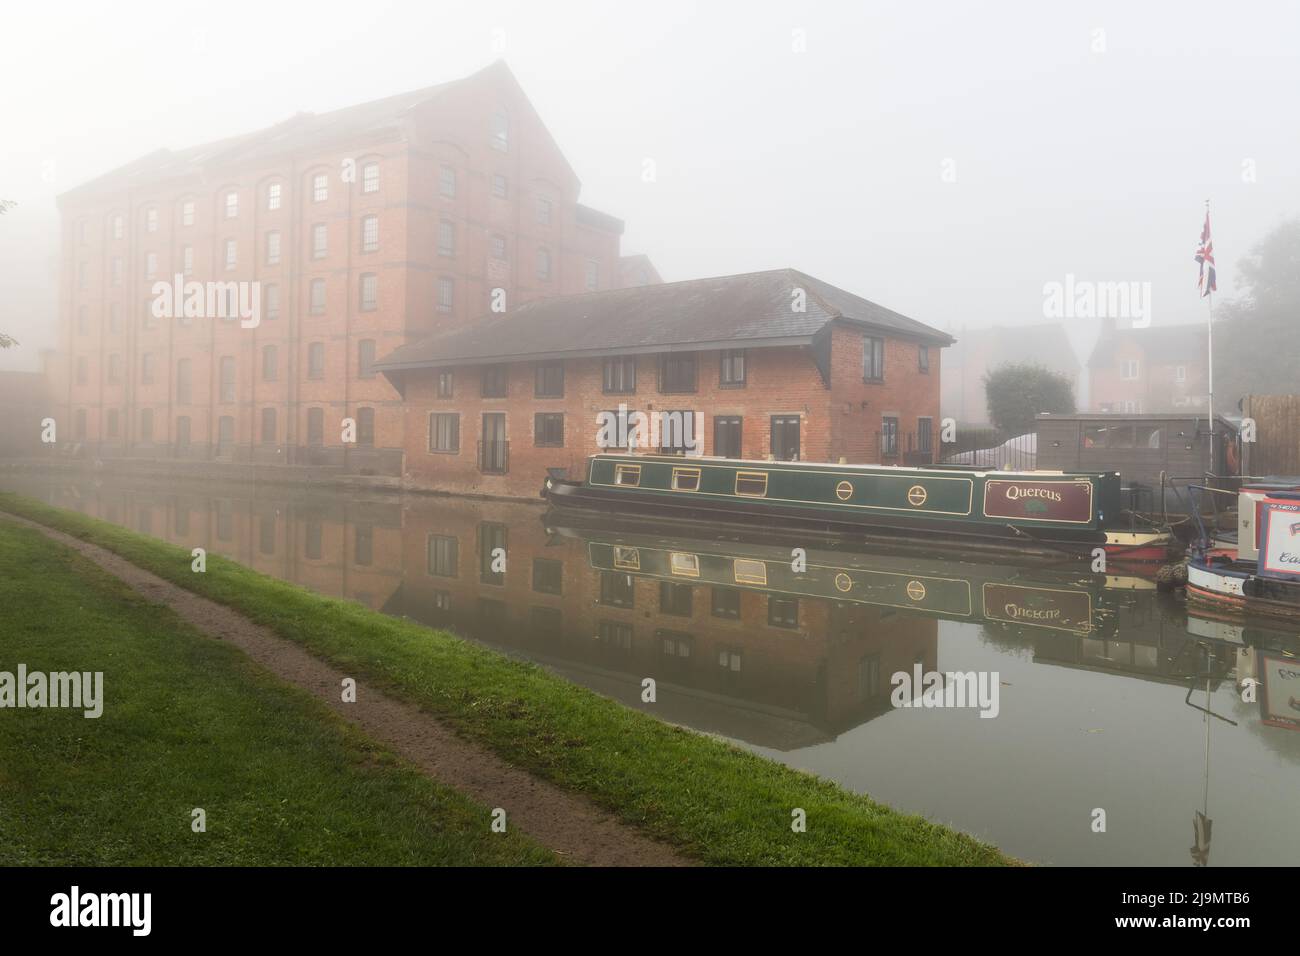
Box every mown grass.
[0,493,1010,866]
[0,519,557,866]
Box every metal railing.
[477,440,509,475]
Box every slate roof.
[376,268,951,379]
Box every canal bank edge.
[0,492,1011,867]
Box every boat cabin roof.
[589,452,1112,480]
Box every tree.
[1215,216,1300,405]
[984,362,1076,436]
[0,199,16,348]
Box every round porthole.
[836,480,853,501]
[834,572,852,592]
[907,484,928,507]
[906,580,927,601]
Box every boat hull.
[1186,556,1300,622]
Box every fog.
[2,0,1297,372]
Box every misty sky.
[3,0,1297,372]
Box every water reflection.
[6,473,1298,866]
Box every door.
[481,413,507,473]
[714,416,743,459]
[770,415,800,461]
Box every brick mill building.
[376,268,952,498]
[52,61,649,473]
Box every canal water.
[5,472,1298,866]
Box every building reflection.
[15,475,1299,750]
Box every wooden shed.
[1035,412,1238,510]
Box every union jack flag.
[1195,211,1217,297]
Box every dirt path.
[3,513,692,867]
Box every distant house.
[1088,322,1208,414]
[619,254,663,288]
[940,323,1079,426]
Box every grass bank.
[0,493,1010,866]
[0,519,556,866]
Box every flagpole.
[1205,199,1215,477]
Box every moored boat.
[1186,488,1300,621]
[542,453,1174,562]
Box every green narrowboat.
[542,453,1174,561]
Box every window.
[139,408,154,442]
[533,558,563,595]
[491,174,508,198]
[261,407,277,443]
[479,523,507,585]
[735,471,768,497]
[881,417,900,457]
[266,231,281,266]
[313,173,328,202]
[599,571,635,608]
[714,416,743,458]
[535,362,564,398]
[718,649,743,673]
[439,165,457,198]
[917,416,933,455]
[356,407,374,447]
[429,413,459,452]
[720,349,746,386]
[734,559,767,586]
[711,587,741,619]
[176,359,191,404]
[585,260,599,291]
[1176,365,1187,382]
[219,356,236,403]
[309,279,326,314]
[140,352,154,384]
[481,365,507,397]
[659,354,697,393]
[1121,359,1139,380]
[534,412,564,447]
[264,283,280,320]
[613,463,641,486]
[107,409,120,438]
[360,273,378,311]
[308,342,325,379]
[173,415,189,449]
[918,344,930,373]
[490,235,507,260]
[597,621,633,651]
[671,467,701,491]
[262,344,277,381]
[182,245,193,276]
[437,371,454,398]
[312,223,327,259]
[267,183,281,211]
[864,336,885,381]
[536,247,551,280]
[110,257,122,286]
[224,238,237,270]
[771,415,800,461]
[613,546,640,570]
[491,111,509,151]
[146,207,159,232]
[660,581,694,616]
[362,163,379,194]
[145,251,158,279]
[602,357,636,394]
[859,655,882,699]
[78,262,87,289]
[358,340,376,379]
[361,215,378,252]
[659,631,693,659]
[224,192,238,219]
[437,277,454,311]
[426,538,457,574]
[113,213,126,237]
[75,356,87,384]
[437,220,455,256]
[307,407,324,446]
[769,596,799,629]
[536,197,552,225]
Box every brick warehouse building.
[376,269,953,498]
[52,61,653,474]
